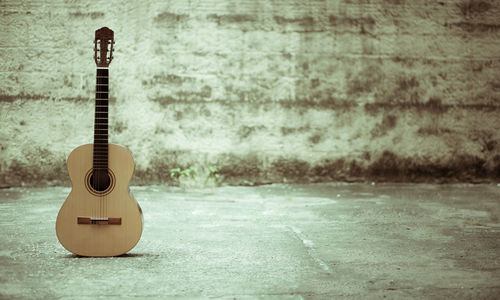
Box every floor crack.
[288,225,332,275]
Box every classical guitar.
[56,27,143,257]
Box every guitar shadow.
[62,253,154,258]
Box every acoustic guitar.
[56,27,143,257]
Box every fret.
[94,69,109,165]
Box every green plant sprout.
[170,165,221,188]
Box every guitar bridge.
[77,217,121,225]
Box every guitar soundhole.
[89,169,111,192]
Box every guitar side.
[56,143,143,257]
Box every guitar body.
[56,144,143,257]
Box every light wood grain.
[56,143,143,257]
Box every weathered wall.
[1,0,500,186]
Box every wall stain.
[281,126,310,136]
[237,125,266,140]
[367,150,493,181]
[218,153,262,178]
[154,12,189,27]
[274,16,314,27]
[208,14,256,25]
[365,100,500,113]
[146,73,194,86]
[0,94,92,102]
[457,0,492,19]
[346,65,383,95]
[371,115,397,137]
[449,22,500,33]
[271,158,310,179]
[329,15,376,32]
[69,12,104,19]
[308,133,322,144]
[417,127,453,136]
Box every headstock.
[94,27,114,67]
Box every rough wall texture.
[1,0,500,186]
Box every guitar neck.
[93,67,109,169]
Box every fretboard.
[93,68,109,170]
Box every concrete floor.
[0,183,499,299]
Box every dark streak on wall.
[69,12,105,19]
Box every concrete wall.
[1,0,500,187]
